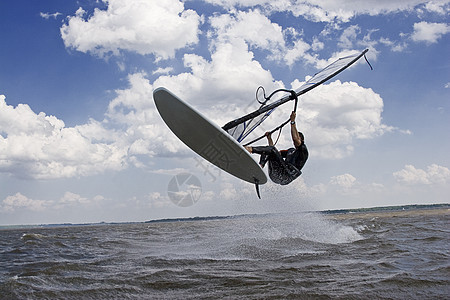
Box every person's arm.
[265,132,274,146]
[290,111,302,148]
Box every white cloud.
[204,0,436,23]
[131,50,391,162]
[152,67,174,75]
[59,191,90,205]
[219,182,241,200]
[393,164,450,185]
[0,192,107,213]
[60,0,201,59]
[281,38,313,67]
[105,72,185,156]
[326,174,386,204]
[153,39,283,113]
[418,1,450,15]
[286,2,352,23]
[147,192,171,209]
[330,173,356,189]
[209,9,285,51]
[411,21,450,44]
[0,193,49,212]
[40,12,62,20]
[311,37,325,51]
[288,80,394,159]
[207,10,341,68]
[4,58,272,181]
[208,10,308,67]
[0,1,399,180]
[304,0,441,17]
[0,95,128,179]
[327,174,386,199]
[338,25,361,49]
[378,37,408,52]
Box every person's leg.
[251,146,278,168]
[244,146,294,184]
[250,146,290,184]
[251,145,277,155]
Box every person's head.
[298,132,304,143]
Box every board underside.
[153,87,267,185]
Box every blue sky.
[1,0,449,225]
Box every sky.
[0,0,449,225]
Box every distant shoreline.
[321,203,450,215]
[1,203,448,229]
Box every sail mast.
[222,49,369,133]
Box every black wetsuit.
[252,144,308,185]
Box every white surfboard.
[153,87,267,186]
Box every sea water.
[0,208,448,299]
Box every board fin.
[254,178,261,199]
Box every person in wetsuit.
[245,111,308,185]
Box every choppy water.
[1,208,449,299]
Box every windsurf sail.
[222,49,370,145]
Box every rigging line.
[257,87,298,105]
[243,119,287,146]
[364,53,373,70]
[273,126,283,146]
[256,86,266,105]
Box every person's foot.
[244,146,252,153]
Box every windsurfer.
[245,111,308,185]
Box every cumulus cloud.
[281,37,315,67]
[1,0,400,180]
[411,21,450,44]
[204,0,435,23]
[0,70,207,181]
[0,67,219,180]
[59,191,90,205]
[0,192,105,213]
[147,192,171,209]
[105,72,185,156]
[60,0,201,59]
[0,95,128,179]
[288,80,393,159]
[208,9,309,67]
[58,0,386,69]
[206,9,367,68]
[330,173,356,189]
[209,9,284,50]
[152,39,282,116]
[417,1,450,15]
[338,25,361,49]
[1,49,391,181]
[393,164,450,185]
[0,193,48,212]
[3,58,269,180]
[322,173,388,206]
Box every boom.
[222,49,370,143]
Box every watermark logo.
[194,157,221,182]
[167,173,202,207]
